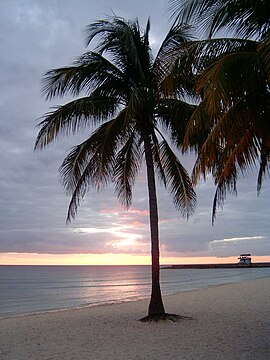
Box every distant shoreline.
[162,262,270,269]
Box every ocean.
[1,265,270,318]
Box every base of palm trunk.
[140,313,193,322]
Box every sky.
[0,0,269,265]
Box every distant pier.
[162,263,270,269]
[163,254,270,269]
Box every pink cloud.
[99,208,149,217]
[128,221,146,228]
[128,209,149,216]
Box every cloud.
[208,236,269,257]
[210,236,266,243]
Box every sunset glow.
[1,252,270,266]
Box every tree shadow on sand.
[140,313,194,322]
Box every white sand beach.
[1,277,270,360]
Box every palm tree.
[185,35,270,222]
[35,17,196,320]
[168,0,270,222]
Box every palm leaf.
[113,133,143,208]
[168,0,270,39]
[34,96,117,150]
[42,52,127,100]
[258,32,270,82]
[195,50,264,116]
[160,37,256,99]
[183,100,212,154]
[154,23,193,71]
[184,37,256,75]
[210,127,259,224]
[158,139,196,218]
[60,110,133,221]
[150,129,167,187]
[85,17,150,85]
[211,168,237,224]
[157,98,196,147]
[257,140,270,194]
[191,91,264,183]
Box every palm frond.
[60,136,115,222]
[143,18,151,47]
[113,133,143,208]
[193,114,261,223]
[157,98,196,147]
[154,23,193,67]
[258,32,270,81]
[168,0,270,39]
[257,140,270,194]
[218,129,259,180]
[158,139,196,218]
[211,168,237,224]
[150,129,167,187]
[159,37,255,99]
[196,51,263,116]
[85,17,150,85]
[60,111,132,221]
[183,101,212,154]
[42,52,126,100]
[185,38,256,74]
[59,139,93,195]
[191,91,263,184]
[189,42,269,185]
[209,127,259,223]
[34,96,117,150]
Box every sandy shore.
[1,277,270,360]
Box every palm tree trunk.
[144,135,165,316]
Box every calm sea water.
[1,265,270,317]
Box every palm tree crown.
[168,1,270,222]
[35,17,196,319]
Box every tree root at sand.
[140,313,193,322]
